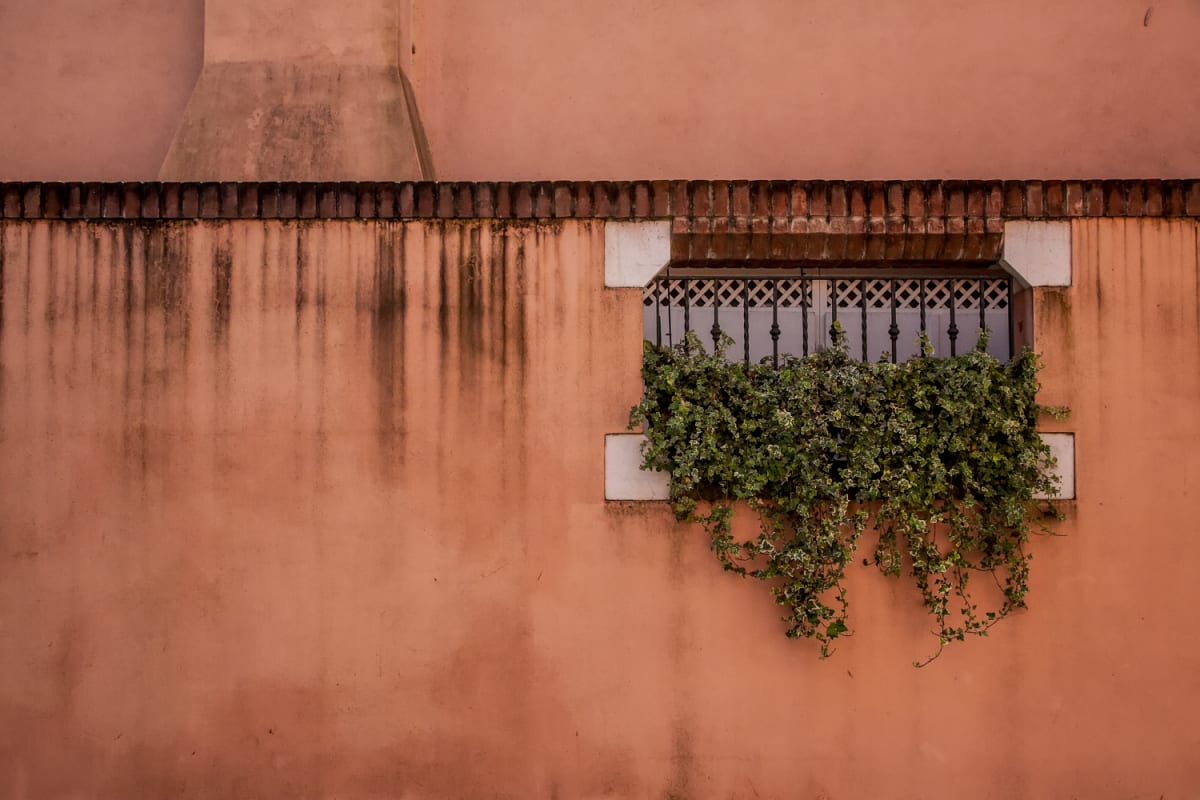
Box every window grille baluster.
[666,278,674,346]
[1007,277,1015,359]
[683,277,690,336]
[918,278,927,351]
[743,280,751,365]
[978,276,986,337]
[860,278,868,362]
[770,281,780,368]
[948,277,958,356]
[654,278,662,347]
[830,280,839,343]
[889,278,899,364]
[711,279,721,352]
[801,277,810,356]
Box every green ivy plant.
[630,327,1065,664]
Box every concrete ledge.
[606,431,1074,501]
[604,221,671,288]
[1002,221,1072,287]
[605,434,670,501]
[1038,432,1076,500]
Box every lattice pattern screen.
[643,277,1009,310]
[643,279,812,308]
[829,279,1009,310]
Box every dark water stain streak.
[370,224,408,477]
[0,226,6,338]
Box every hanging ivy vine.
[630,327,1065,664]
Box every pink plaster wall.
[3,0,1200,180]
[0,0,203,181]
[1,217,1198,797]
[411,0,1200,180]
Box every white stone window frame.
[603,220,1075,502]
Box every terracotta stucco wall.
[4,0,1200,180]
[1,218,1198,797]
[0,0,204,181]
[411,0,1200,180]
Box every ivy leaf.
[631,330,1064,664]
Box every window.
[642,267,1014,365]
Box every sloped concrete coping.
[1002,220,1071,287]
[605,434,669,501]
[1038,432,1076,500]
[604,221,671,288]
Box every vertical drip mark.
[22,225,32,337]
[136,226,155,480]
[397,224,408,452]
[292,224,307,485]
[68,226,82,392]
[484,221,508,501]
[314,227,329,490]
[120,226,136,475]
[162,226,191,402]
[18,227,31,438]
[89,226,100,383]
[513,228,528,391]
[437,225,451,374]
[434,224,451,482]
[496,225,508,373]
[0,229,6,337]
[211,237,234,482]
[0,231,6,415]
[458,222,485,391]
[372,224,404,478]
[492,224,511,501]
[45,226,59,391]
[295,225,307,315]
[213,245,232,342]
[259,224,270,316]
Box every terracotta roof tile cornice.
[4,180,1198,263]
[4,180,1198,221]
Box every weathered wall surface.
[159,0,429,181]
[1,218,1199,797]
[4,0,1200,180]
[0,0,203,180]
[411,0,1200,180]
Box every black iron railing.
[643,269,1015,365]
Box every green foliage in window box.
[630,327,1064,663]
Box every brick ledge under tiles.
[2,180,1198,222]
[3,180,1197,264]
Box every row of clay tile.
[2,180,1199,222]
[669,231,1004,264]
